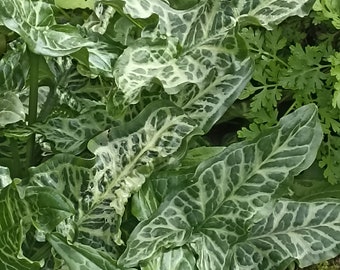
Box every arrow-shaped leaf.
[118,104,323,269]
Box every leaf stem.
[29,242,52,261]
[26,50,40,170]
[28,50,40,125]
[37,81,56,122]
[10,138,22,178]
[249,47,289,68]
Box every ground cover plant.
[1,0,340,269]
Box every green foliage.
[237,6,340,184]
[1,0,340,270]
[55,0,95,10]
[120,104,324,270]
[313,0,340,29]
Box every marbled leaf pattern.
[30,101,196,256]
[118,105,326,269]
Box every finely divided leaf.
[118,104,323,269]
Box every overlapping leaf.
[108,0,311,101]
[0,42,29,92]
[110,0,313,133]
[30,101,197,256]
[0,92,25,127]
[0,0,93,57]
[0,0,119,76]
[118,104,323,269]
[114,0,239,76]
[33,108,117,155]
[24,186,75,233]
[0,182,41,270]
[109,0,252,133]
[132,146,225,221]
[0,166,11,189]
[86,101,197,241]
[48,233,126,270]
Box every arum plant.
[1,0,340,270]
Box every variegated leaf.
[0,42,29,92]
[33,108,117,155]
[232,199,340,269]
[0,166,11,189]
[0,182,41,270]
[112,0,242,93]
[0,0,93,57]
[120,0,314,39]
[28,155,110,253]
[47,233,127,270]
[171,55,253,132]
[132,168,195,221]
[141,246,197,270]
[24,186,75,233]
[0,92,26,127]
[120,0,234,47]
[231,0,314,29]
[87,101,197,233]
[118,104,323,269]
[132,146,225,221]
[111,0,253,132]
[30,101,197,256]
